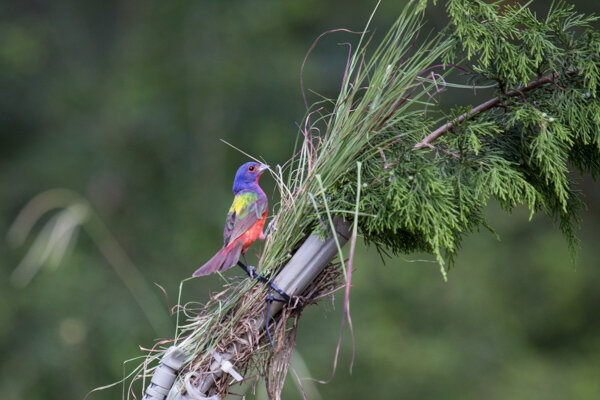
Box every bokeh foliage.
[1,1,599,399]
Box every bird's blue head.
[232,162,269,193]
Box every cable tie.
[220,360,243,382]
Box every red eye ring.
[248,165,255,172]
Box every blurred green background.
[1,1,599,399]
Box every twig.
[413,70,577,150]
[419,142,461,159]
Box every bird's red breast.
[240,208,268,252]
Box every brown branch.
[413,70,577,150]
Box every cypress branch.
[414,70,579,150]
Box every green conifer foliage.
[339,0,600,275]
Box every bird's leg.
[239,255,254,276]
[236,261,290,303]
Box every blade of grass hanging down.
[344,161,362,372]
[313,162,362,379]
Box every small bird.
[193,162,269,277]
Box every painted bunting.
[193,162,269,277]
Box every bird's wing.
[223,190,267,247]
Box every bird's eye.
[248,165,255,172]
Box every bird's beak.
[258,164,269,174]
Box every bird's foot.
[245,264,258,279]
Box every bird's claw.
[246,265,258,279]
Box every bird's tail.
[192,242,243,277]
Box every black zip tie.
[265,286,275,348]
[237,261,290,303]
[237,261,290,348]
